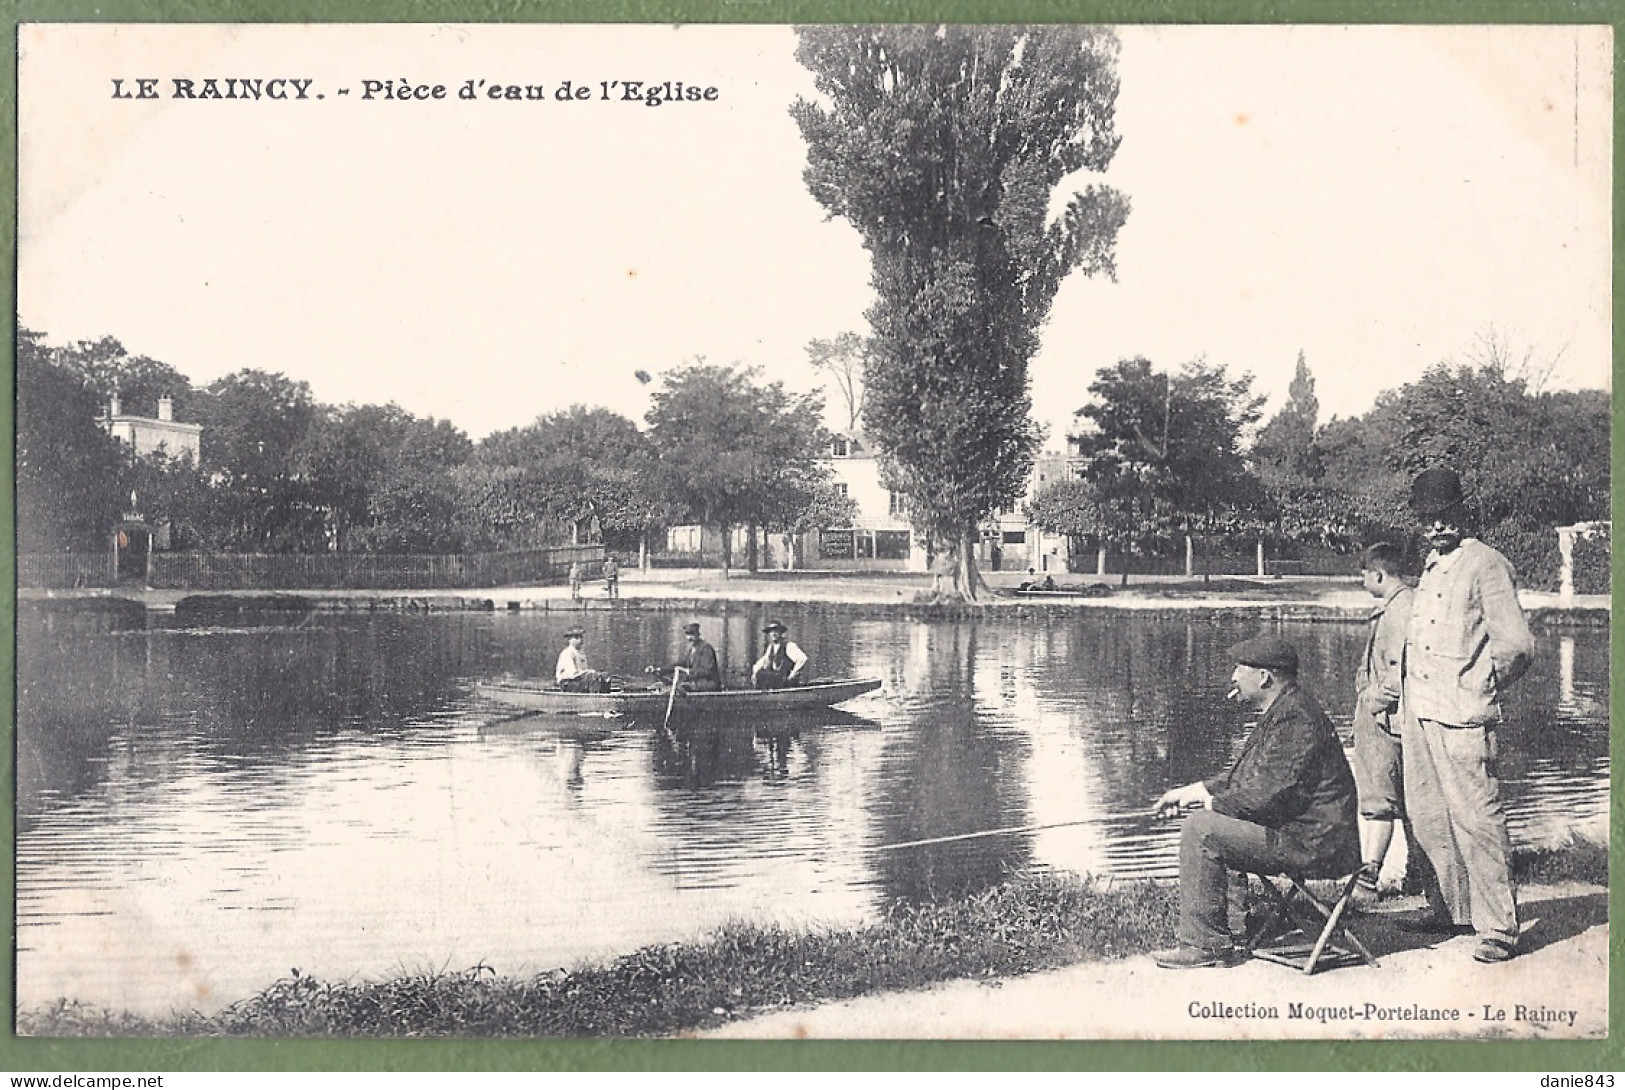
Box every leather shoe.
[1393,915,1475,936]
[1473,938,1517,963]
[1152,945,1235,969]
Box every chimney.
[158,396,173,422]
[109,394,121,417]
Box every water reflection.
[15,605,1608,1017]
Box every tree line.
[1025,343,1610,590]
[17,329,852,571]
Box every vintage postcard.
[14,22,1611,1045]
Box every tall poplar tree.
[793,25,1130,597]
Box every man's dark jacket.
[1202,683,1359,870]
[674,639,722,690]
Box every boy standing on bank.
[1351,542,1414,906]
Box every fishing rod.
[868,812,1160,853]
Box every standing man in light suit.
[1400,467,1535,964]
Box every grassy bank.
[21,872,1178,1038]
[22,839,1606,1039]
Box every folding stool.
[1243,871,1380,975]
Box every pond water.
[15,604,1609,1016]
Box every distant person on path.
[555,628,610,693]
[751,621,810,689]
[1399,467,1535,964]
[568,561,583,600]
[1149,637,1360,969]
[1350,541,1415,907]
[658,622,722,694]
[603,555,620,599]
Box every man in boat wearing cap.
[1150,636,1360,969]
[660,622,723,694]
[555,628,610,693]
[1399,467,1535,964]
[751,621,810,689]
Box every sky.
[18,23,1613,449]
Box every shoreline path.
[21,568,1610,619]
[700,883,1606,1041]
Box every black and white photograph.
[14,22,1611,1040]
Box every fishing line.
[868,813,1161,853]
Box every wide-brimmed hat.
[1409,467,1466,517]
[762,621,787,634]
[682,622,702,636]
[1228,636,1299,675]
[563,627,584,639]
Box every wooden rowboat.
[474,676,884,717]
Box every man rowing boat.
[653,621,723,694]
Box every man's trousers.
[1177,810,1333,952]
[1400,710,1518,944]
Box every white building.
[817,431,923,571]
[664,432,1069,573]
[101,395,202,461]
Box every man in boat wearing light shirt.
[555,628,610,693]
[751,621,810,689]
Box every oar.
[867,813,1152,853]
[662,667,682,729]
[474,706,549,732]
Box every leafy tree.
[303,404,472,552]
[451,461,546,551]
[363,418,471,553]
[193,370,322,551]
[1024,477,1113,573]
[124,449,210,551]
[1070,357,1266,556]
[466,406,662,554]
[16,328,126,552]
[1379,363,1609,586]
[1253,351,1322,484]
[50,335,198,422]
[1249,353,1365,550]
[793,25,1130,599]
[806,332,870,432]
[1305,347,1608,587]
[645,362,831,575]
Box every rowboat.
[474,676,884,717]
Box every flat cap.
[682,622,702,636]
[1409,467,1466,517]
[1229,636,1299,674]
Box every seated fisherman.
[1150,636,1360,969]
[555,628,610,693]
[660,622,722,694]
[751,621,810,689]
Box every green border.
[2,1,1620,1073]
